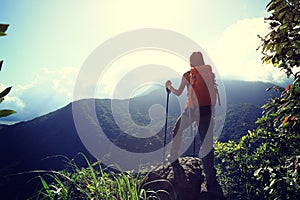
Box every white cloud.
[0,84,25,109]
[206,18,287,85]
[0,67,79,122]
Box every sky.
[0,0,289,122]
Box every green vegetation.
[220,103,262,142]
[215,0,300,199]
[32,153,149,200]
[0,24,16,118]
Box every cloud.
[206,18,287,85]
[0,84,25,109]
[94,49,188,99]
[0,67,79,122]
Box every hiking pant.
[170,106,218,186]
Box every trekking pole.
[163,88,171,169]
[193,125,196,157]
[189,108,196,157]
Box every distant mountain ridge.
[224,80,279,106]
[0,80,280,199]
[0,80,278,124]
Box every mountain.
[224,80,280,106]
[219,103,262,142]
[220,80,280,142]
[0,80,280,199]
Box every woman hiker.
[165,51,224,199]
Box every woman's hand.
[165,80,172,90]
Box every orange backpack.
[186,65,220,108]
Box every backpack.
[186,65,220,108]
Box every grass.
[30,153,155,200]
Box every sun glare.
[95,49,189,99]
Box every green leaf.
[254,168,262,176]
[278,10,286,20]
[266,0,278,12]
[0,24,9,33]
[87,184,95,192]
[39,176,54,200]
[279,24,288,31]
[266,57,272,64]
[287,50,293,57]
[270,179,276,187]
[0,109,16,117]
[0,60,3,71]
[0,87,12,98]
[275,45,283,55]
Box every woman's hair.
[190,51,204,67]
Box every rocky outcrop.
[141,156,224,200]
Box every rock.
[140,157,205,200]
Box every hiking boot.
[207,181,225,200]
[171,158,180,168]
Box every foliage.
[0,24,9,36]
[32,153,150,200]
[219,103,262,142]
[258,0,300,77]
[216,0,300,199]
[256,0,300,198]
[254,155,300,199]
[0,23,16,118]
